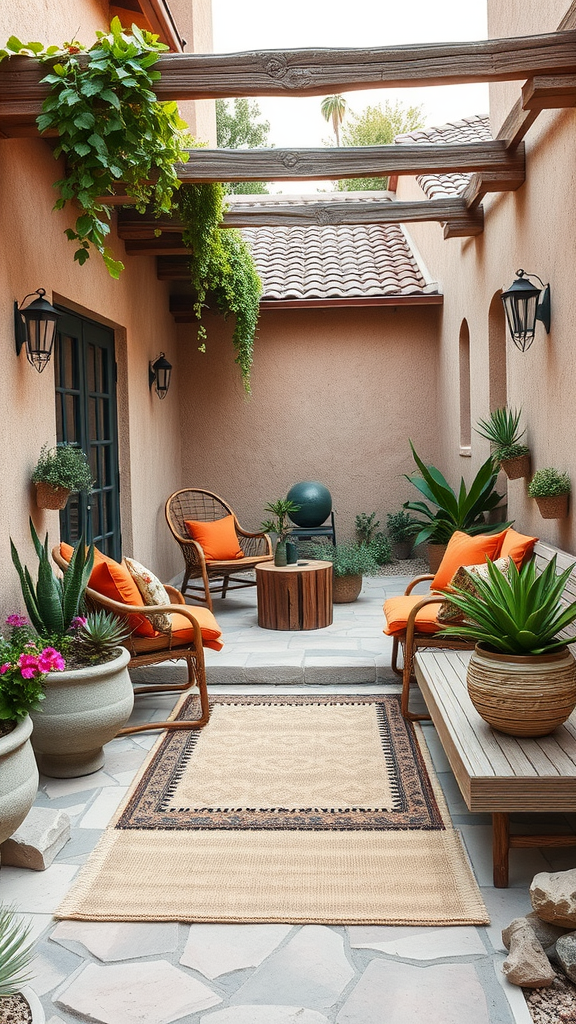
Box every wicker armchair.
[52,547,216,735]
[165,489,273,611]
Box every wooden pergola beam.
[168,293,444,318]
[117,196,484,237]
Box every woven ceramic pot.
[0,716,39,846]
[500,453,531,481]
[333,573,362,603]
[467,642,576,737]
[35,481,71,510]
[534,494,569,519]
[30,647,133,778]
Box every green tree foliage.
[216,98,271,194]
[336,100,424,191]
[320,94,347,146]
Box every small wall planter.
[534,494,569,519]
[35,481,71,510]
[500,453,531,481]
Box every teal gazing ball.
[286,481,332,527]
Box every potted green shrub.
[313,541,378,603]
[10,522,132,777]
[404,441,511,572]
[0,905,44,1024]
[528,468,571,519]
[440,556,576,736]
[355,512,392,565]
[32,443,93,510]
[475,407,531,480]
[261,499,301,566]
[386,510,419,560]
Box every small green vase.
[274,539,288,566]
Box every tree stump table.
[256,560,333,630]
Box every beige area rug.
[56,694,489,925]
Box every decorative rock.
[530,869,576,928]
[555,932,576,982]
[502,914,568,953]
[501,919,556,988]
[0,807,70,870]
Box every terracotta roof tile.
[395,114,492,199]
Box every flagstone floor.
[1,572,574,1024]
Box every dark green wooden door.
[54,309,121,560]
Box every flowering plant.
[0,616,64,727]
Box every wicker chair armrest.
[85,587,206,649]
[164,585,185,604]
[404,594,444,649]
[404,574,435,596]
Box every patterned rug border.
[116,694,445,832]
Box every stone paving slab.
[78,787,128,829]
[180,924,293,979]
[494,958,534,1024]
[201,1008,331,1023]
[51,921,179,962]
[348,924,486,959]
[0,862,78,913]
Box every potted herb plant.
[475,406,531,480]
[355,513,392,565]
[440,556,576,736]
[313,541,378,603]
[11,521,132,778]
[32,443,93,510]
[386,510,419,560]
[404,441,511,572]
[261,499,301,566]
[0,905,44,1024]
[528,468,571,519]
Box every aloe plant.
[0,905,35,996]
[440,556,576,655]
[403,442,510,545]
[475,407,529,465]
[10,520,94,639]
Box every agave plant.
[403,442,510,545]
[475,407,529,466]
[0,905,35,997]
[72,610,130,665]
[10,519,94,640]
[439,556,576,655]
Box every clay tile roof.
[237,192,432,302]
[394,114,492,199]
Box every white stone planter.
[0,716,39,847]
[30,647,134,778]
[21,986,46,1023]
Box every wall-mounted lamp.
[501,269,551,352]
[149,352,172,399]
[14,288,60,372]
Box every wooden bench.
[411,540,576,887]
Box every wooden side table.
[256,560,333,630]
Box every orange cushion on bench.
[170,607,224,651]
[383,595,443,637]
[500,528,538,569]
[431,529,509,592]
[89,559,156,637]
[185,515,244,561]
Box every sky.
[211,0,489,188]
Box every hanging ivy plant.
[176,183,262,393]
[1,19,190,277]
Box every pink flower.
[6,614,29,628]
[18,653,40,679]
[71,616,87,630]
[38,647,65,673]
[0,663,10,675]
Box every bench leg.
[401,645,431,722]
[492,812,510,888]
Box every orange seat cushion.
[184,516,244,561]
[383,595,443,637]
[170,607,224,651]
[500,528,538,569]
[431,529,509,592]
[89,559,156,637]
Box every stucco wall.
[395,0,576,552]
[175,304,441,545]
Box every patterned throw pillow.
[124,557,172,634]
[437,556,510,625]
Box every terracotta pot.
[35,481,71,510]
[534,494,569,519]
[467,642,576,737]
[0,716,39,847]
[500,453,531,480]
[426,542,447,574]
[333,573,362,603]
[30,647,134,778]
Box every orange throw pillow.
[500,528,538,569]
[383,595,443,636]
[432,529,509,592]
[89,559,156,637]
[184,516,244,561]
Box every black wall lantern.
[501,269,551,352]
[14,288,60,372]
[149,352,172,399]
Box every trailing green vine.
[176,183,262,393]
[1,19,190,277]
